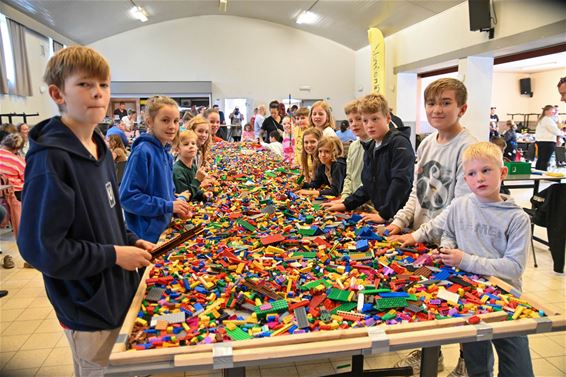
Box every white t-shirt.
[535,116,561,142]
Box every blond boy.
[434,142,534,377]
[17,46,153,376]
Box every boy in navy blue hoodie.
[325,94,414,222]
[17,46,154,377]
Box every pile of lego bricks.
[127,143,546,350]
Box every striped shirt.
[0,149,26,192]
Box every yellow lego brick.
[266,246,285,254]
[272,323,292,336]
[135,317,148,326]
[512,305,524,320]
[236,263,245,274]
[225,322,237,331]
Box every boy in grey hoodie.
[433,141,534,377]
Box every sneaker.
[2,255,14,269]
[394,349,445,375]
[447,357,468,377]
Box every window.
[0,13,16,87]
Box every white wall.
[491,68,566,126]
[0,29,58,124]
[355,0,565,134]
[90,15,355,120]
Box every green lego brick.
[226,327,252,341]
[237,219,256,231]
[374,297,408,311]
[330,302,357,315]
[294,252,317,259]
[327,288,352,302]
[253,299,289,318]
[298,228,317,236]
[301,279,332,291]
[406,294,418,301]
[381,311,397,321]
[361,288,390,295]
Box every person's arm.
[457,214,529,283]
[374,139,414,220]
[302,165,324,189]
[119,150,173,217]
[319,161,346,197]
[341,142,357,198]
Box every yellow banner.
[368,28,385,94]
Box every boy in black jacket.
[17,46,154,376]
[325,94,414,222]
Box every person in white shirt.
[534,105,562,171]
[260,130,284,159]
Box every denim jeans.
[462,335,534,377]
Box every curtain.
[0,26,8,95]
[53,40,63,53]
[7,19,32,97]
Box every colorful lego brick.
[375,297,408,311]
[327,288,352,302]
[294,306,309,329]
[337,310,366,321]
[150,312,186,327]
[356,239,369,252]
[146,287,166,302]
[330,302,357,315]
[226,327,252,341]
[254,299,289,318]
[261,233,285,245]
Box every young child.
[281,115,295,164]
[108,134,127,163]
[300,127,323,183]
[324,94,414,223]
[340,100,371,198]
[310,100,337,137]
[261,130,284,158]
[205,108,224,143]
[298,136,346,197]
[389,78,478,375]
[120,95,191,243]
[387,78,478,243]
[293,107,310,167]
[242,123,255,142]
[502,120,518,161]
[433,142,534,377]
[17,46,154,376]
[173,130,210,201]
[187,115,211,169]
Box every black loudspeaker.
[468,0,491,31]
[520,78,533,96]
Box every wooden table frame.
[105,269,566,377]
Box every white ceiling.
[3,0,465,50]
[494,52,566,74]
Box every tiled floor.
[1,184,565,377]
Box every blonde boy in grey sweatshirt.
[433,141,534,377]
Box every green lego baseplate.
[327,288,352,302]
[226,327,252,341]
[330,302,357,315]
[253,299,289,317]
[300,279,332,291]
[374,297,408,311]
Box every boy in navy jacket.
[17,46,154,376]
[325,94,414,222]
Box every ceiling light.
[296,10,319,25]
[129,1,148,22]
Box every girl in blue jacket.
[119,96,191,242]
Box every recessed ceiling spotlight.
[296,11,319,25]
[129,0,149,22]
[296,0,320,25]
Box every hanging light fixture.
[129,0,149,22]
